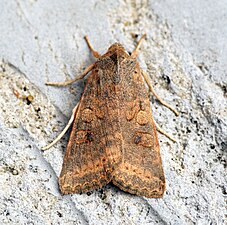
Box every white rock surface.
[0,0,226,224]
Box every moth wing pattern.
[59,41,166,198]
[112,60,165,198]
[59,67,123,194]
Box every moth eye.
[125,60,134,65]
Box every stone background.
[0,0,226,224]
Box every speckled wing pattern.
[59,44,165,198]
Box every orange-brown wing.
[112,61,165,198]
[59,67,123,194]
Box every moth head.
[107,43,129,55]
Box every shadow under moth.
[42,34,179,198]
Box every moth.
[43,35,179,198]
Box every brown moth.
[43,35,178,198]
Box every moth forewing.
[44,35,178,198]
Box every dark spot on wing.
[134,135,142,144]
[86,132,93,142]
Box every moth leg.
[131,34,146,58]
[45,63,95,87]
[41,103,79,151]
[155,121,177,143]
[84,36,101,58]
[142,70,180,116]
